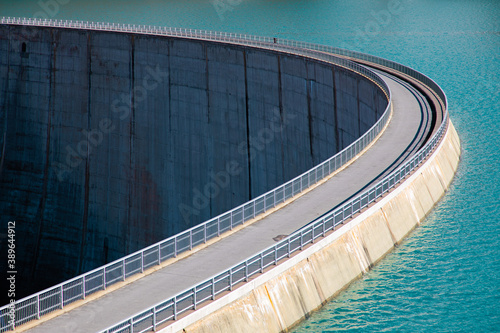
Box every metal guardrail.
[0,17,449,333]
[99,79,448,333]
[277,40,447,109]
[0,16,444,104]
[0,17,392,332]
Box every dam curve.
[0,20,387,299]
[0,18,460,333]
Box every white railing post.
[193,287,197,310]
[288,238,291,258]
[123,259,126,281]
[174,238,177,257]
[141,252,144,273]
[189,229,193,250]
[82,276,86,300]
[36,295,40,319]
[212,278,215,300]
[60,285,64,309]
[173,296,177,320]
[158,244,161,265]
[245,261,248,282]
[10,310,15,331]
[153,308,157,331]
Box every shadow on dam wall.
[0,24,387,301]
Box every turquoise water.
[1,0,499,331]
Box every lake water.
[1,0,499,331]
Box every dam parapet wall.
[161,115,461,333]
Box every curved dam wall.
[162,120,461,333]
[0,25,387,299]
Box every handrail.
[0,16,443,103]
[99,73,448,333]
[0,16,417,332]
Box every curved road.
[25,67,434,333]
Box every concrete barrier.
[160,121,460,333]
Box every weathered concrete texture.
[0,25,387,298]
[166,121,460,333]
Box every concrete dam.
[0,22,388,302]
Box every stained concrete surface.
[0,25,386,299]
[23,66,427,333]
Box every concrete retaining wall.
[0,25,387,299]
[161,121,461,333]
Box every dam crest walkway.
[0,17,450,333]
[23,59,433,333]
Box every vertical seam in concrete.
[277,55,283,120]
[440,143,457,175]
[264,286,285,332]
[127,35,136,255]
[0,26,11,178]
[449,125,461,157]
[422,174,442,209]
[243,50,252,199]
[349,232,371,273]
[432,163,447,191]
[361,240,373,270]
[277,55,285,181]
[0,118,5,178]
[357,78,361,136]
[306,61,314,163]
[447,139,460,164]
[168,40,171,132]
[373,80,378,124]
[408,190,423,225]
[205,44,210,123]
[380,208,398,245]
[307,262,326,305]
[32,29,56,281]
[205,44,212,218]
[79,31,92,274]
[408,186,425,225]
[104,32,111,264]
[332,67,339,152]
